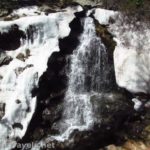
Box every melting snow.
[94,8,117,25]
[0,5,82,150]
[94,9,150,94]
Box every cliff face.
[0,3,149,150]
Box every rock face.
[90,92,133,127]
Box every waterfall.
[53,16,108,141]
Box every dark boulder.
[0,24,26,51]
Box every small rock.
[16,53,25,62]
[16,99,21,104]
[25,49,30,58]
[0,52,13,67]
[15,67,24,75]
[12,123,23,130]
[26,106,31,113]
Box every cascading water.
[53,16,108,141]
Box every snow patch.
[94,8,117,25]
[109,14,150,94]
[94,8,150,94]
[0,6,82,150]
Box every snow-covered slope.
[94,8,117,25]
[94,8,150,94]
[0,6,82,150]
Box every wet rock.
[90,92,133,126]
[16,49,31,62]
[0,52,13,66]
[42,103,63,125]
[94,19,116,64]
[32,127,45,140]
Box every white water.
[52,17,107,141]
[0,6,83,150]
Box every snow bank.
[0,5,82,150]
[94,8,117,25]
[94,9,150,94]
